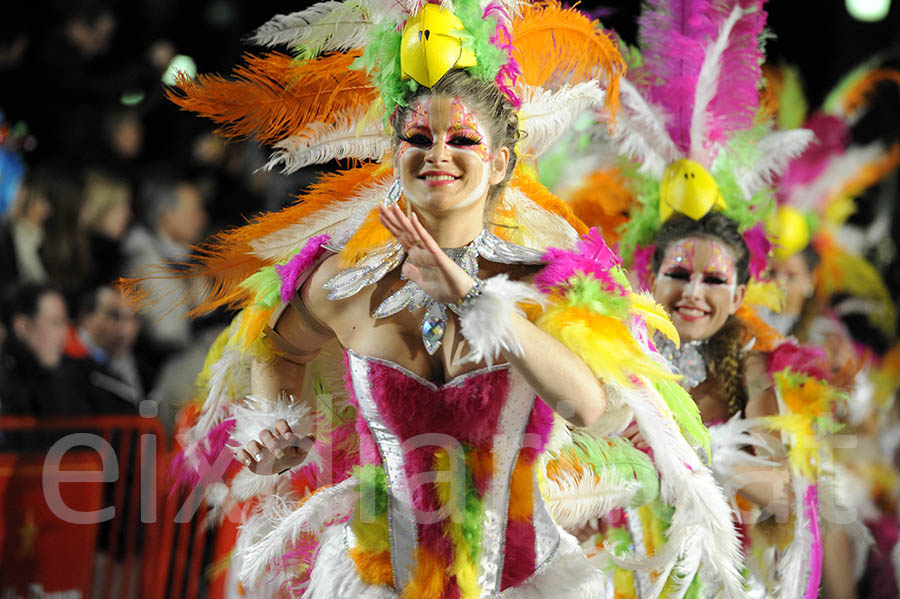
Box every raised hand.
[235,418,313,475]
[378,203,475,305]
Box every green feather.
[239,266,282,308]
[565,275,630,319]
[355,464,388,520]
[654,379,711,460]
[569,432,659,507]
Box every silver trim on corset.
[532,469,560,570]
[625,506,650,597]
[478,369,536,598]
[348,353,418,590]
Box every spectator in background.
[67,284,144,413]
[124,176,207,351]
[40,169,93,303]
[0,170,51,287]
[0,283,92,417]
[79,168,132,287]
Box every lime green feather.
[239,266,282,309]
[654,379,710,460]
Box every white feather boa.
[230,394,314,450]
[737,129,815,199]
[707,414,781,498]
[608,379,745,599]
[457,275,546,366]
[612,78,681,179]
[774,477,815,599]
[239,476,359,587]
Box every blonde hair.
[79,170,130,232]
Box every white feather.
[788,142,889,212]
[250,2,371,53]
[194,344,249,437]
[610,379,745,599]
[230,395,314,450]
[543,462,642,530]
[542,414,573,456]
[774,478,813,599]
[458,274,546,366]
[738,129,815,199]
[249,177,391,262]
[689,4,744,165]
[496,185,581,251]
[518,82,607,158]
[264,107,392,174]
[708,414,781,497]
[239,477,358,586]
[611,78,681,178]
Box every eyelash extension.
[398,134,431,146]
[449,135,482,146]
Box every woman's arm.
[378,204,606,428]
[732,351,792,519]
[235,277,336,473]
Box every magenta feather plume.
[743,224,771,280]
[484,1,522,107]
[804,484,824,599]
[168,418,237,494]
[536,228,626,294]
[275,234,331,304]
[630,243,656,291]
[638,0,766,154]
[702,1,767,148]
[768,342,831,382]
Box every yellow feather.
[537,305,679,387]
[629,292,680,346]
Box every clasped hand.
[235,419,313,475]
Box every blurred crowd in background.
[0,0,898,446]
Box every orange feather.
[840,68,900,118]
[167,51,377,145]
[736,305,785,353]
[512,1,625,120]
[507,458,535,522]
[403,546,449,599]
[349,548,394,586]
[509,170,589,236]
[565,168,634,245]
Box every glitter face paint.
[651,237,744,341]
[396,95,495,212]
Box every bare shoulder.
[303,253,345,321]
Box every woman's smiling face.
[395,95,508,214]
[651,236,747,341]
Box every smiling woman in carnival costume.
[534,0,861,597]
[133,1,753,597]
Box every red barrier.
[0,415,237,599]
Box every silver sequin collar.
[322,183,544,355]
[653,331,709,389]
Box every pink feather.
[168,418,237,494]
[743,224,771,280]
[536,228,626,294]
[275,234,331,304]
[768,342,831,382]
[804,484,823,599]
[638,0,766,153]
[484,1,522,107]
[630,243,656,291]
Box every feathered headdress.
[762,62,899,341]
[558,1,812,304]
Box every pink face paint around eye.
[661,238,697,275]
[704,240,738,285]
[448,96,490,163]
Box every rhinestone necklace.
[321,182,544,354]
[653,330,709,389]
